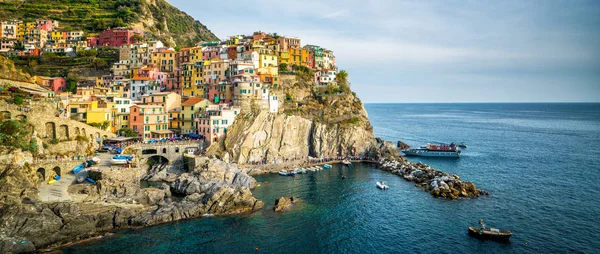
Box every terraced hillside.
[0,0,218,47]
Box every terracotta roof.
[182,97,205,106]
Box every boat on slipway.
[402,143,462,158]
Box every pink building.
[35,20,58,31]
[98,27,145,47]
[37,77,66,92]
[165,69,182,95]
[196,103,240,143]
[202,46,220,60]
[87,37,99,48]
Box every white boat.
[92,157,101,163]
[110,158,128,165]
[315,166,323,171]
[342,160,351,165]
[376,181,389,190]
[402,143,461,158]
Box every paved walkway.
[38,169,83,203]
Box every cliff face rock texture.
[208,76,379,164]
[211,111,378,164]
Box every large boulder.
[273,196,298,212]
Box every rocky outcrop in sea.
[378,159,488,199]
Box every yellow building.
[87,108,113,132]
[152,49,178,72]
[181,62,205,97]
[278,50,290,66]
[67,100,98,122]
[190,46,203,62]
[258,49,278,68]
[180,97,209,134]
[168,108,182,131]
[16,21,25,41]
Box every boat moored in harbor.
[402,143,462,158]
[342,160,351,165]
[376,181,389,190]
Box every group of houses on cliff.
[1,20,339,143]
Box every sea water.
[60,103,600,253]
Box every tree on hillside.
[336,70,350,92]
[118,127,137,137]
[278,63,288,72]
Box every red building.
[87,37,99,48]
[227,46,237,60]
[98,27,145,47]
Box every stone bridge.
[125,141,203,165]
[1,102,115,146]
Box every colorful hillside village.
[1,20,339,143]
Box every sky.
[169,0,600,103]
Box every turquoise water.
[60,103,600,253]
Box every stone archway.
[81,128,87,137]
[36,168,46,183]
[89,134,94,143]
[58,125,69,140]
[142,149,157,155]
[15,114,26,121]
[0,111,10,121]
[52,166,61,177]
[175,147,180,153]
[162,148,167,154]
[147,155,169,165]
[45,122,56,140]
[74,127,80,136]
[95,132,100,139]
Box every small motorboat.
[468,220,512,242]
[111,158,128,165]
[72,164,84,174]
[323,164,332,169]
[86,177,96,184]
[458,143,467,149]
[92,157,101,163]
[342,160,351,165]
[278,172,296,176]
[77,176,86,183]
[376,181,389,190]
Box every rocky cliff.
[208,74,379,164]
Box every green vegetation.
[0,119,37,153]
[0,0,218,47]
[89,121,110,130]
[10,47,118,78]
[75,135,90,143]
[118,127,137,137]
[13,96,23,105]
[278,63,289,72]
[0,56,32,82]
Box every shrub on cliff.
[0,119,37,153]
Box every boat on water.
[468,220,512,242]
[323,164,332,169]
[294,168,307,174]
[376,181,389,190]
[278,171,296,176]
[458,143,467,149]
[402,143,462,158]
[342,160,351,165]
